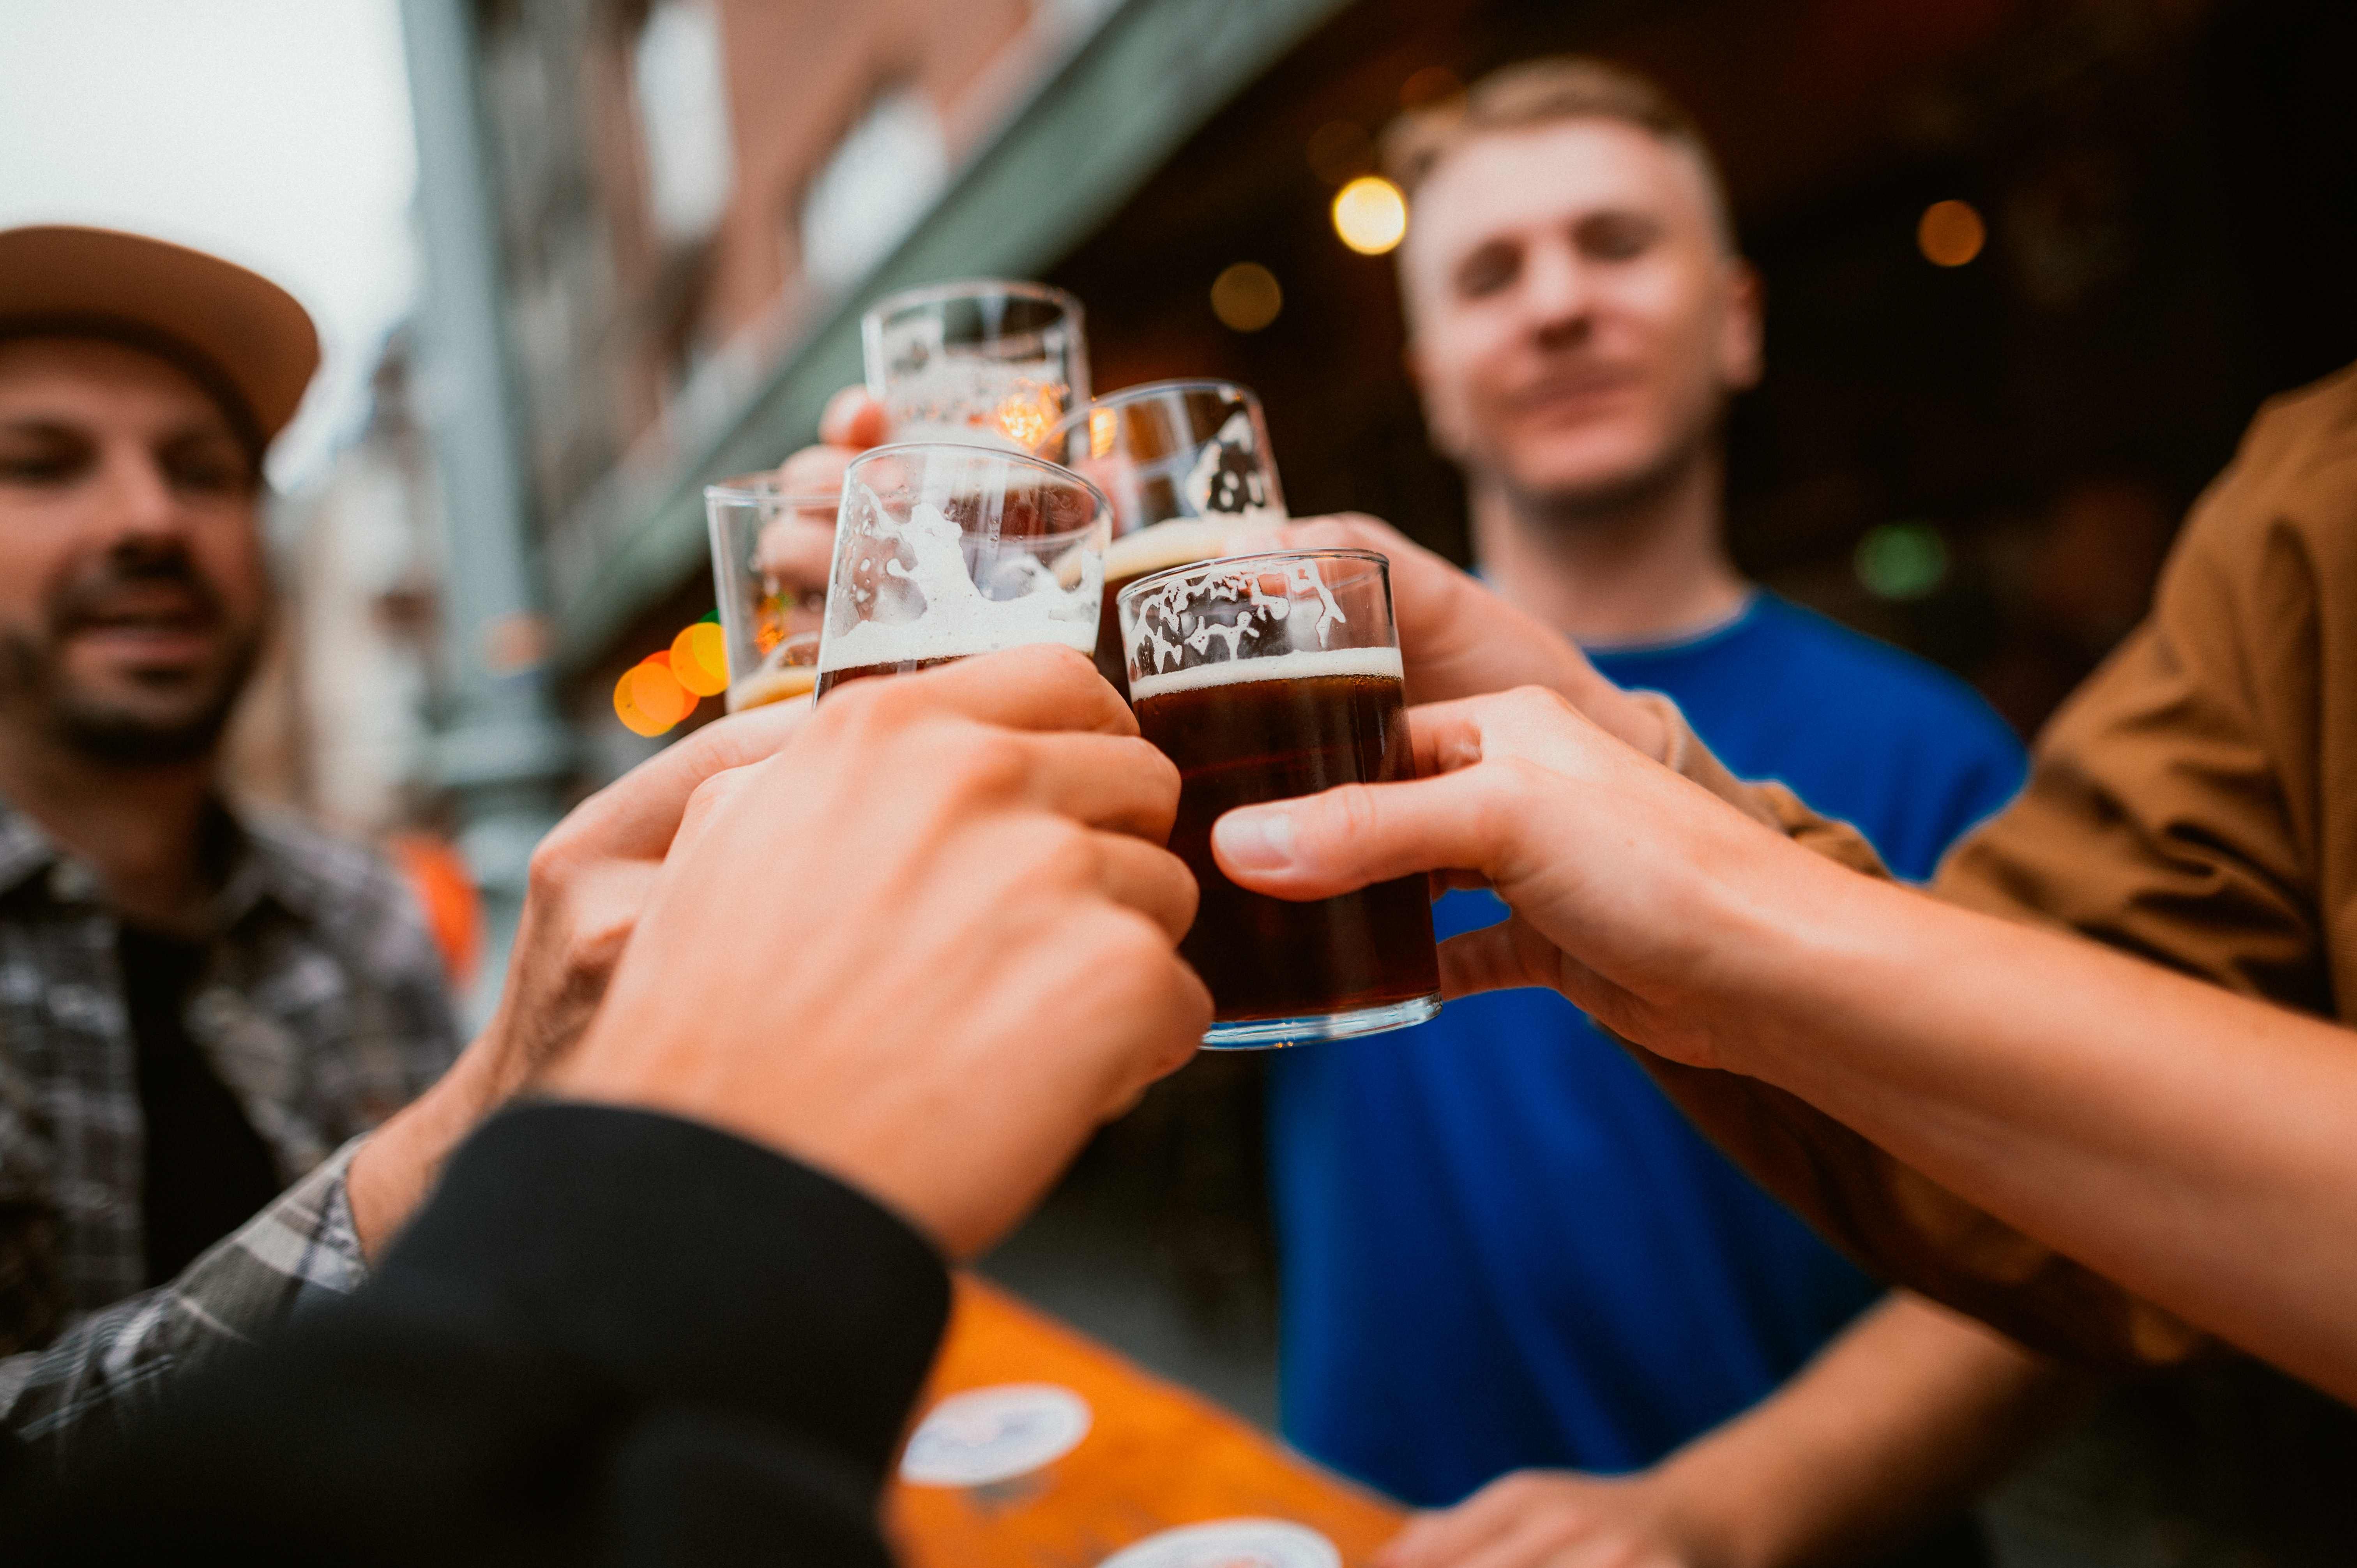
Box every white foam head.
[1103,518,1236,583]
[1127,644,1401,701]
[818,500,1102,673]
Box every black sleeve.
[0,1102,951,1566]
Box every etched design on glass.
[1123,554,1349,678]
[1183,408,1281,522]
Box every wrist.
[1687,816,1919,1086]
[348,1035,503,1260]
[1547,653,1675,764]
[1641,1445,1785,1568]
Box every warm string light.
[615,613,728,737]
[1918,200,1986,267]
[1332,176,1408,255]
[1211,262,1283,331]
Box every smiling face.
[1399,118,1762,517]
[0,336,270,765]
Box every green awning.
[552,0,1351,670]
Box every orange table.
[888,1275,1405,1566]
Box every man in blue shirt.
[1269,60,2056,1566]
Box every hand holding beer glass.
[1120,548,1442,1046]
[1040,379,1287,690]
[815,443,1112,697]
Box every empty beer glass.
[1040,379,1287,688]
[704,475,836,710]
[862,280,1088,450]
[815,443,1111,697]
[1119,549,1442,1047]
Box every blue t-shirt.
[1265,592,2027,1508]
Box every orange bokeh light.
[1918,200,1986,267]
[613,668,668,736]
[671,622,729,696]
[614,659,690,735]
[996,389,1061,450]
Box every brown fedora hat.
[0,224,321,454]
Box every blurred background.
[7,0,2352,1423]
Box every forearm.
[1694,831,2357,1400]
[1652,1294,2073,1568]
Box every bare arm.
[1649,1295,2067,1567]
[1212,686,2357,1403]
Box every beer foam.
[1128,644,1402,702]
[726,665,816,711]
[818,499,1102,673]
[1103,518,1237,583]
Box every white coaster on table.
[898,1382,1092,1487]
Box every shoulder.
[2231,362,2357,505]
[2164,362,2357,625]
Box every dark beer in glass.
[1120,549,1440,1047]
[812,443,1111,698]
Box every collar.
[0,792,316,932]
[0,801,58,899]
[1579,590,1763,660]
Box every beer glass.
[1040,379,1287,689]
[704,475,836,710]
[1118,548,1441,1047]
[862,280,1088,450]
[815,443,1111,697]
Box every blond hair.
[1382,57,1736,250]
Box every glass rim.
[843,442,1114,540]
[861,277,1084,326]
[703,472,839,507]
[1041,378,1261,448]
[1115,546,1387,609]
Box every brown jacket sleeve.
[1619,364,2357,1369]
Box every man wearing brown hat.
[0,224,465,1460]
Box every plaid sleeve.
[0,1134,371,1469]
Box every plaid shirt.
[0,798,461,1466]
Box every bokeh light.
[615,614,729,736]
[1332,176,1408,255]
[1855,522,1951,600]
[629,657,694,727]
[670,621,728,696]
[1917,199,1986,267]
[614,665,668,737]
[1088,404,1118,457]
[995,387,1061,449]
[1210,262,1283,331]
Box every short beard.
[0,544,262,768]
[0,630,255,766]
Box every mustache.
[47,544,227,636]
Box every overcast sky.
[0,0,419,487]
